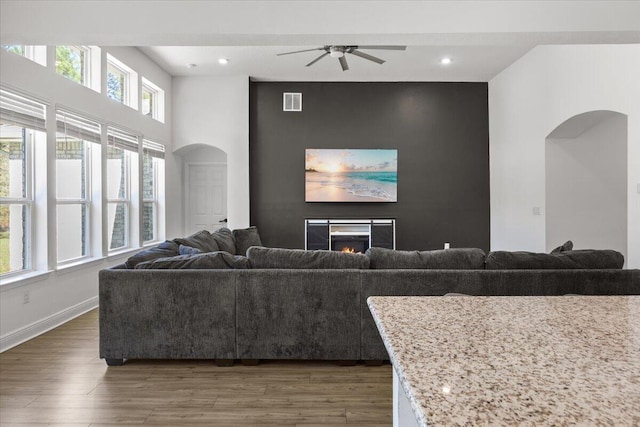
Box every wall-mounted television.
[305,149,397,202]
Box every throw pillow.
[366,247,486,269]
[550,240,574,254]
[173,230,219,253]
[233,226,263,256]
[178,245,203,256]
[247,246,370,269]
[134,251,251,269]
[125,240,179,269]
[211,227,236,254]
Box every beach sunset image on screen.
[305,149,397,202]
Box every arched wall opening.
[545,110,627,262]
[174,144,228,234]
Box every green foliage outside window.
[56,46,84,83]
[2,45,24,55]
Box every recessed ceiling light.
[186,63,197,69]
[440,57,452,65]
[218,58,229,65]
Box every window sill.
[55,256,106,276]
[107,247,140,262]
[0,270,53,291]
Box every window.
[56,46,89,85]
[106,126,138,251]
[55,110,101,264]
[141,77,165,122]
[107,54,137,109]
[2,45,46,66]
[142,140,165,243]
[0,89,47,276]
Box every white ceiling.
[2,0,639,82]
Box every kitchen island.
[367,295,640,426]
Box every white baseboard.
[0,296,98,353]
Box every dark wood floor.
[0,309,392,426]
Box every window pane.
[56,136,86,199]
[142,154,154,200]
[57,204,87,262]
[0,125,27,198]
[107,64,126,102]
[2,45,24,56]
[142,88,153,117]
[143,202,155,242]
[107,146,126,199]
[56,46,85,84]
[0,204,28,274]
[108,202,127,250]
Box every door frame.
[183,162,227,234]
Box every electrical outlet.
[23,290,30,304]
[444,242,450,250]
[533,207,541,216]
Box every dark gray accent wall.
[250,82,489,251]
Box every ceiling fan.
[277,45,406,71]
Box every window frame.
[55,45,91,87]
[106,54,137,110]
[0,127,35,277]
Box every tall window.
[107,54,137,109]
[142,140,164,243]
[55,110,101,264]
[0,89,47,275]
[106,126,138,251]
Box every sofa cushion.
[366,247,486,269]
[134,251,251,269]
[125,240,179,269]
[178,245,203,256]
[485,249,624,270]
[233,226,263,256]
[173,230,219,253]
[212,227,236,254]
[247,247,370,269]
[550,240,574,254]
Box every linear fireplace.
[305,219,395,252]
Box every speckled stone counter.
[367,295,640,426]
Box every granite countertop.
[367,295,640,426]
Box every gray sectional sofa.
[99,229,639,366]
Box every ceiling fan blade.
[339,55,349,71]
[277,47,324,56]
[355,45,406,50]
[306,52,330,67]
[350,49,385,65]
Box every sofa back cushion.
[211,227,236,254]
[247,247,370,269]
[125,240,179,269]
[485,249,624,269]
[366,247,486,269]
[173,230,219,253]
[134,251,251,269]
[233,226,263,256]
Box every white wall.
[172,76,249,231]
[489,44,640,267]
[0,46,174,352]
[546,113,627,258]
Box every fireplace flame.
[341,247,357,253]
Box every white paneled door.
[185,163,227,234]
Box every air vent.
[283,92,302,112]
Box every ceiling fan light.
[329,47,344,58]
[440,57,452,65]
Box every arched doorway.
[176,144,228,234]
[545,110,627,262]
